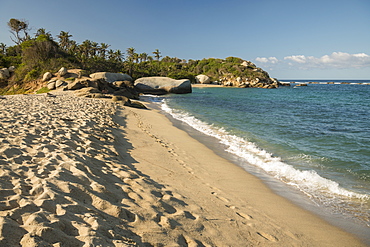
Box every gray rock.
[134,77,192,94]
[8,66,16,73]
[55,79,67,88]
[58,67,68,76]
[74,87,101,96]
[0,68,10,79]
[113,80,134,88]
[42,72,53,82]
[67,80,85,90]
[195,74,211,84]
[47,81,56,90]
[90,72,132,83]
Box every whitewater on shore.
[152,82,370,243]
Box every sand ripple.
[0,93,225,246]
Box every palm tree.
[133,53,140,63]
[113,50,124,62]
[126,47,136,62]
[68,40,77,55]
[126,47,137,76]
[139,53,149,63]
[100,43,110,59]
[90,41,99,57]
[57,31,73,52]
[79,40,92,58]
[35,28,53,40]
[152,49,162,61]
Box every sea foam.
[161,100,369,202]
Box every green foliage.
[167,71,196,83]
[65,77,75,81]
[0,18,272,93]
[36,87,50,94]
[24,68,39,81]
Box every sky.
[0,0,369,79]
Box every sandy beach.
[191,84,224,88]
[0,92,366,246]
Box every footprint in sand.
[257,231,278,242]
[211,191,229,203]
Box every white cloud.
[255,52,370,70]
[256,56,279,64]
[256,57,269,63]
[283,52,370,69]
[284,55,307,64]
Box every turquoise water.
[155,82,370,229]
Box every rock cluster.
[192,60,281,89]
[43,69,140,101]
[44,70,192,98]
[218,75,280,89]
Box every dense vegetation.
[0,18,271,93]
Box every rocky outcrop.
[295,83,308,87]
[43,70,140,101]
[134,77,192,94]
[219,75,280,89]
[90,72,132,83]
[195,74,211,84]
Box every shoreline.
[0,92,367,246]
[121,102,368,246]
[156,98,370,244]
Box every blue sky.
[1,0,369,79]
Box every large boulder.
[47,80,56,90]
[134,77,192,94]
[8,66,16,73]
[89,72,132,83]
[113,80,139,99]
[0,68,10,79]
[195,74,211,84]
[42,72,53,82]
[58,67,68,76]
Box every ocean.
[146,80,370,241]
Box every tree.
[35,28,53,41]
[57,31,73,52]
[90,41,99,57]
[139,53,149,63]
[152,49,162,61]
[113,50,124,62]
[7,18,30,45]
[126,47,136,76]
[126,47,136,62]
[99,43,110,59]
[78,40,92,58]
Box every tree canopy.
[1,18,271,93]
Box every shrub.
[36,87,50,94]
[24,68,39,81]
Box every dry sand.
[191,84,224,88]
[0,92,366,246]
